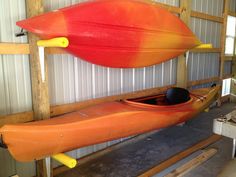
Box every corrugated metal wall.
[0,0,232,176]
[230,0,236,12]
[0,0,35,177]
[188,0,223,82]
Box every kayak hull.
[0,86,219,162]
[16,0,200,68]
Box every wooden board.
[164,148,217,177]
[138,134,221,177]
[177,0,191,88]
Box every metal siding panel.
[94,65,108,98]
[189,0,222,82]
[153,0,179,6]
[15,161,36,177]
[134,68,145,91]
[192,0,223,16]
[0,58,32,114]
[109,68,122,95]
[75,59,93,101]
[163,60,172,86]
[0,0,33,176]
[230,0,236,12]
[188,53,220,81]
[224,61,232,75]
[48,55,76,105]
[0,149,16,177]
[154,63,164,87]
[171,59,177,85]
[122,68,135,93]
[145,66,155,89]
[0,0,32,115]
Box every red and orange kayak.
[17,0,201,68]
[0,86,219,162]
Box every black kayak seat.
[166,87,190,105]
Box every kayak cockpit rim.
[123,94,194,109]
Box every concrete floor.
[56,103,236,177]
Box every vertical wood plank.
[218,0,229,106]
[177,0,192,88]
[25,0,51,177]
[220,0,229,79]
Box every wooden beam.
[0,112,33,126]
[191,11,224,23]
[26,0,51,177]
[138,135,221,177]
[176,0,191,88]
[228,11,236,17]
[165,148,217,177]
[153,2,181,14]
[231,57,236,102]
[190,48,221,53]
[0,43,30,54]
[218,0,230,106]
[225,56,234,61]
[187,77,220,87]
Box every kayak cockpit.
[128,94,169,106]
[125,87,192,106]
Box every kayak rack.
[195,43,213,49]
[37,37,75,170]
[37,37,69,48]
[37,37,69,82]
[52,153,77,169]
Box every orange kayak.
[0,86,219,162]
[16,0,200,68]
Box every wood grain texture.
[177,0,191,88]
[190,48,221,53]
[138,135,221,177]
[228,11,236,17]
[218,0,230,106]
[220,0,230,79]
[191,11,223,23]
[164,148,217,177]
[0,43,30,54]
[26,0,51,177]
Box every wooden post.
[230,26,236,102]
[26,0,51,177]
[218,0,229,105]
[176,0,192,88]
[220,0,229,80]
[231,54,236,102]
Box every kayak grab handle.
[195,44,213,49]
[52,153,77,168]
[37,37,69,48]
